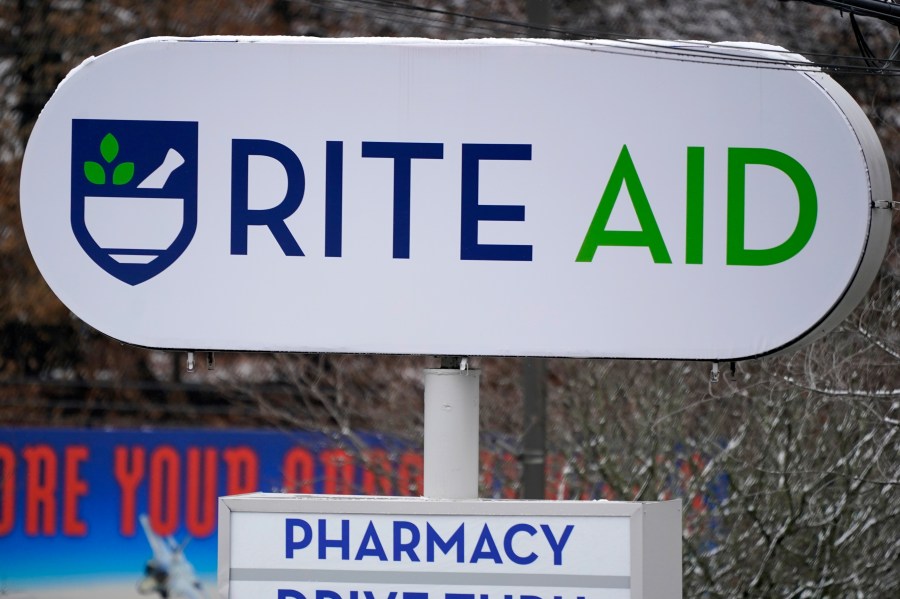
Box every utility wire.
[783,0,900,70]
[780,0,900,26]
[850,11,900,67]
[309,0,900,76]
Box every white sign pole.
[423,360,480,499]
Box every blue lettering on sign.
[460,144,533,262]
[541,524,574,566]
[225,140,535,265]
[355,520,388,561]
[231,139,306,256]
[324,140,345,258]
[469,524,503,564]
[282,518,574,566]
[361,142,444,260]
[319,518,351,560]
[285,518,313,558]
[503,523,537,565]
[426,522,465,563]
[393,520,421,562]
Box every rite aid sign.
[218,494,682,599]
[20,38,891,359]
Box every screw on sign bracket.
[872,199,898,209]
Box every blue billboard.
[0,427,426,598]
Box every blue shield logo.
[71,119,198,285]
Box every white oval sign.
[20,37,891,359]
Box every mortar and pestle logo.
[71,119,199,285]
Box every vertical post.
[423,358,480,499]
[521,357,547,499]
[521,0,551,501]
[526,0,550,34]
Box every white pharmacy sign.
[218,494,682,599]
[20,38,891,359]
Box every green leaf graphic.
[113,162,134,185]
[100,133,119,163]
[84,161,105,185]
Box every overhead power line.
[309,0,900,76]
[781,0,900,26]
[783,0,900,69]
